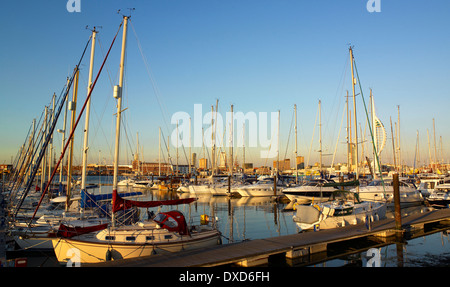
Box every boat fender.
[106,249,112,261]
[217,236,222,245]
[293,202,299,211]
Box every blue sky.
[1,0,449,167]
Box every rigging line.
[283,108,295,160]
[352,57,386,192]
[329,54,350,141]
[160,129,174,166]
[306,103,319,168]
[331,102,346,167]
[28,20,124,223]
[353,59,380,174]
[130,20,171,135]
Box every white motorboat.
[417,175,450,197]
[352,179,423,207]
[231,178,285,197]
[282,179,339,204]
[293,199,387,231]
[428,183,450,208]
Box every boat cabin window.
[126,236,136,241]
[164,217,178,229]
[146,236,155,241]
[105,236,115,241]
[154,213,179,229]
[164,235,173,239]
[154,213,166,223]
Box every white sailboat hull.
[52,226,221,265]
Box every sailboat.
[53,191,221,264]
[293,47,388,231]
[51,16,221,265]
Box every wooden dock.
[90,207,450,267]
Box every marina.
[3,177,450,267]
[2,2,450,271]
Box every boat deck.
[89,207,450,267]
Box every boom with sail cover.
[112,190,196,213]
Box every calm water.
[10,176,450,267]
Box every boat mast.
[277,110,280,173]
[346,91,351,173]
[81,27,97,192]
[40,107,48,193]
[112,15,129,226]
[294,104,298,184]
[433,118,437,169]
[229,104,234,177]
[58,78,70,184]
[349,47,359,184]
[242,122,245,173]
[66,70,79,211]
[398,105,402,175]
[189,117,192,174]
[159,127,161,176]
[319,100,322,174]
[48,93,56,188]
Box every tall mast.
[211,105,214,175]
[433,118,437,167]
[189,117,192,174]
[48,93,56,186]
[294,104,298,184]
[81,28,97,192]
[277,110,280,173]
[390,117,397,169]
[319,100,322,173]
[229,104,234,177]
[59,78,70,184]
[349,47,359,182]
[242,122,245,173]
[427,129,432,166]
[158,127,161,176]
[112,16,129,229]
[398,105,402,174]
[66,70,79,211]
[41,107,48,193]
[346,91,351,172]
[113,16,128,192]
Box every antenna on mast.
[117,8,135,17]
[85,25,102,32]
